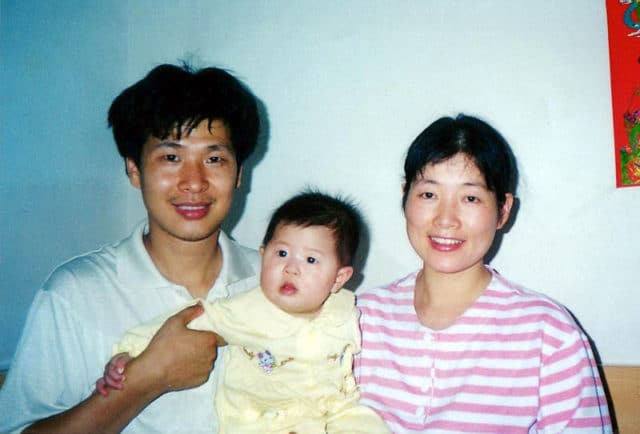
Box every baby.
[97,191,389,434]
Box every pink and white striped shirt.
[355,267,612,433]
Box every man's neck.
[143,230,223,299]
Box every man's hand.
[131,303,220,394]
[24,303,220,434]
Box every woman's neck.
[414,263,491,330]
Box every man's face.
[126,119,240,245]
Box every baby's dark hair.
[108,62,259,170]
[402,114,518,213]
[262,190,362,267]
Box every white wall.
[2,0,637,369]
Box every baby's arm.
[95,300,229,397]
[93,313,169,398]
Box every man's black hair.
[108,63,259,170]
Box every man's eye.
[207,156,221,164]
[277,250,287,257]
[163,154,179,162]
[306,257,317,264]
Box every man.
[0,63,262,433]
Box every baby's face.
[259,223,353,319]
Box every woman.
[355,114,611,433]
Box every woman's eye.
[420,192,434,199]
[466,195,478,203]
[306,257,317,264]
[277,250,287,257]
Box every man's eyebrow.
[151,142,234,152]
[152,141,181,150]
[206,143,234,153]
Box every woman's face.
[404,153,513,276]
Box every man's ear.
[497,193,514,229]
[125,158,142,189]
[330,266,354,294]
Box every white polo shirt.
[0,220,260,433]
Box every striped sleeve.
[536,313,611,432]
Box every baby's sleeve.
[112,316,167,357]
[188,298,236,341]
[112,300,204,357]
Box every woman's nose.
[434,200,460,229]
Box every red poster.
[607,0,640,187]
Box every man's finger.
[174,302,204,325]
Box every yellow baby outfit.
[114,288,389,434]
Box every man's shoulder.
[45,245,116,288]
[220,233,260,265]
[42,227,140,296]
[217,232,260,286]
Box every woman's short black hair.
[108,63,259,169]
[402,114,518,211]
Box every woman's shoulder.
[356,270,419,305]
[483,267,580,330]
[487,268,563,305]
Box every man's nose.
[178,161,209,193]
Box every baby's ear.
[331,266,354,293]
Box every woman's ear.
[497,193,515,229]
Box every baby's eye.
[306,257,317,264]
[277,250,287,257]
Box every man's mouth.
[174,203,210,219]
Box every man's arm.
[23,304,219,434]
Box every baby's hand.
[95,352,132,397]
